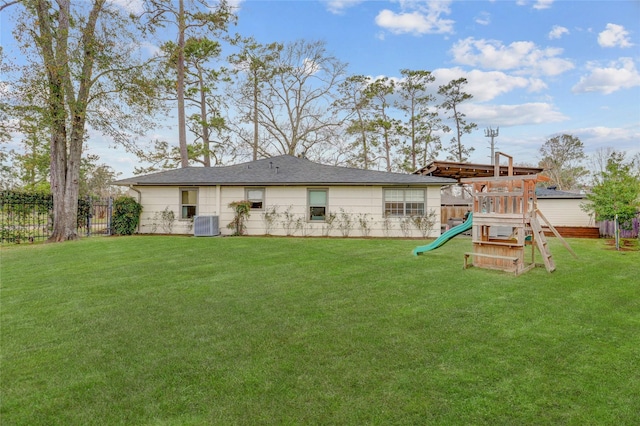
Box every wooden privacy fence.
[441,205,471,225]
[597,216,639,238]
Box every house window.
[245,188,265,210]
[384,188,425,217]
[308,189,328,221]
[180,188,198,219]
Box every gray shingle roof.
[441,195,472,205]
[114,155,457,186]
[536,188,586,199]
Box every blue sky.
[230,0,639,163]
[2,0,639,176]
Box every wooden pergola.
[414,160,543,182]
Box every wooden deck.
[542,226,599,238]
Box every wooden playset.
[461,152,576,275]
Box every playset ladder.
[534,208,578,259]
[530,216,556,272]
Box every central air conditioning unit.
[193,215,220,237]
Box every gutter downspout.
[216,184,221,217]
[129,185,142,234]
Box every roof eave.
[114,180,457,186]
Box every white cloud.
[432,67,546,102]
[465,103,567,126]
[571,126,640,157]
[572,57,640,95]
[515,0,554,10]
[108,0,144,14]
[302,58,321,75]
[225,0,245,8]
[450,37,574,76]
[217,0,244,15]
[375,0,455,35]
[363,68,547,114]
[0,81,11,98]
[577,126,636,140]
[475,12,491,26]
[139,41,161,58]
[324,0,364,15]
[533,0,554,10]
[598,23,634,48]
[548,25,569,40]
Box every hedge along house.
[114,155,457,238]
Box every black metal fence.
[82,197,113,237]
[1,193,113,244]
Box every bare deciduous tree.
[228,38,283,160]
[257,39,347,157]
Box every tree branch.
[0,0,21,12]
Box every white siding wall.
[131,185,444,238]
[129,186,219,234]
[537,198,594,227]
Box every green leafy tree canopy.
[582,150,640,229]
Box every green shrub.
[227,200,251,235]
[111,196,142,235]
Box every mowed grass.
[1,236,639,425]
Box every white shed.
[536,187,598,237]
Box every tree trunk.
[384,131,391,172]
[48,120,77,241]
[355,108,368,170]
[252,68,258,161]
[615,214,620,251]
[198,66,211,167]
[177,0,189,168]
[454,108,463,162]
[57,116,84,240]
[411,104,416,170]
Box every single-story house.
[114,155,456,238]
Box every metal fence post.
[107,197,113,236]
[86,196,92,237]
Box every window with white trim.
[245,188,265,210]
[308,189,328,221]
[384,188,425,217]
[180,188,198,219]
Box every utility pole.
[485,127,499,165]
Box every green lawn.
[1,236,639,425]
